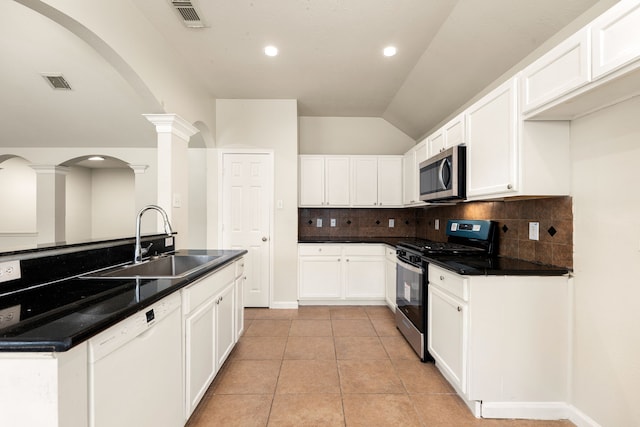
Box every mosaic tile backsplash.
[298,196,573,269]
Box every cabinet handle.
[507,184,513,190]
[337,258,341,262]
[346,259,350,262]
[440,275,445,281]
[457,306,462,312]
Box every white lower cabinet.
[298,244,386,304]
[384,246,397,311]
[428,264,570,419]
[182,258,244,419]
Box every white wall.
[91,168,135,240]
[215,99,298,306]
[188,148,208,249]
[571,96,640,427]
[65,166,92,243]
[298,116,415,154]
[0,157,36,233]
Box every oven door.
[396,257,424,332]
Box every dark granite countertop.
[426,255,570,276]
[0,249,246,352]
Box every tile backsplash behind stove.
[298,196,573,269]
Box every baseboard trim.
[565,405,603,427]
[481,402,570,420]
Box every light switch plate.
[316,218,322,228]
[529,222,539,240]
[435,219,440,230]
[388,219,395,228]
[0,260,21,284]
[330,218,336,227]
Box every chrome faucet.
[134,205,173,263]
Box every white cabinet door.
[344,256,386,299]
[234,259,245,340]
[591,0,640,80]
[428,129,445,157]
[215,282,236,370]
[428,284,467,394]
[466,78,519,198]
[521,29,590,114]
[325,157,350,206]
[184,299,216,417]
[351,156,378,207]
[402,150,417,205]
[299,156,325,206]
[444,114,466,148]
[377,156,403,206]
[384,247,397,310]
[299,256,342,299]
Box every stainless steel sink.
[81,254,222,279]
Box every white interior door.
[221,153,272,307]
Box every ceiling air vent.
[171,1,205,28]
[42,74,72,90]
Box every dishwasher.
[88,292,183,427]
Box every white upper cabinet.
[591,0,640,80]
[376,156,403,206]
[466,78,519,198]
[520,28,591,114]
[428,114,466,157]
[299,156,350,207]
[300,155,402,207]
[402,140,427,206]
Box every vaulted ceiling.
[0,0,603,149]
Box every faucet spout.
[134,205,173,263]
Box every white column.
[143,114,198,246]
[30,165,69,246]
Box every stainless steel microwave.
[419,145,466,202]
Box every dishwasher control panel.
[88,293,180,363]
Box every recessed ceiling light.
[383,46,397,57]
[88,156,105,161]
[264,45,279,57]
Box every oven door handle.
[397,258,423,275]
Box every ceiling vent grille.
[42,74,72,90]
[171,1,205,28]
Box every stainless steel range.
[395,219,498,362]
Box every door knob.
[262,237,268,242]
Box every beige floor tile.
[370,317,402,336]
[213,360,281,395]
[330,306,369,319]
[342,394,422,427]
[338,359,404,394]
[331,319,377,336]
[244,319,291,337]
[233,336,287,360]
[380,336,419,360]
[364,305,394,319]
[284,336,336,360]
[392,359,455,394]
[187,394,272,427]
[276,359,340,394]
[410,393,478,426]
[334,336,388,360]
[268,394,345,427]
[295,306,332,319]
[250,309,297,320]
[289,319,333,336]
[244,308,260,320]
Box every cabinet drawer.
[298,244,342,256]
[343,244,385,256]
[183,264,235,313]
[428,264,468,301]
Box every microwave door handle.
[438,159,448,189]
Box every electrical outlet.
[0,260,21,284]
[330,218,336,227]
[0,305,21,328]
[389,219,395,228]
[529,222,540,241]
[316,218,323,228]
[435,219,440,230]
